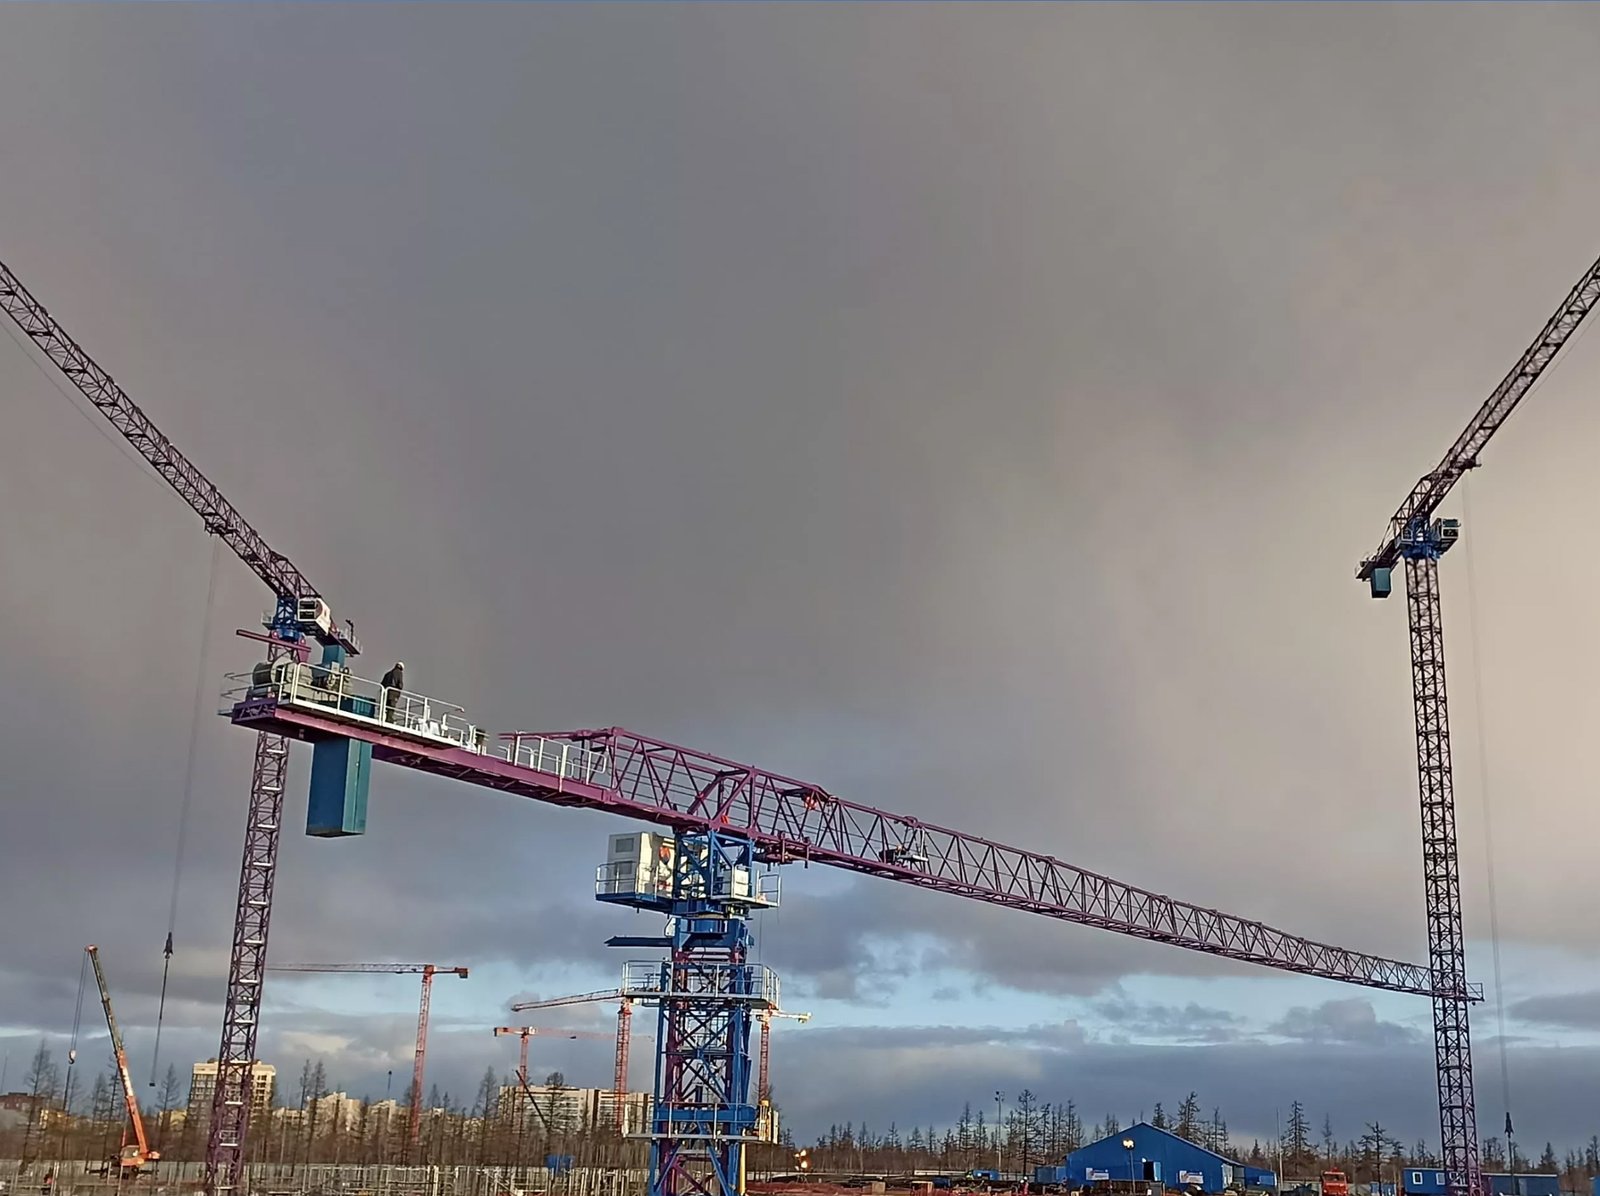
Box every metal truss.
[241,703,1469,1000]
[0,258,357,654]
[1404,557,1482,1196]
[1361,248,1600,583]
[647,950,760,1196]
[205,660,293,1194]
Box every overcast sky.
[2,1,1600,1158]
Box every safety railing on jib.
[498,731,614,786]
[221,660,488,753]
[220,663,614,788]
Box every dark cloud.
[1094,998,1245,1044]
[1268,1000,1420,1048]
[1,0,1600,1151]
[1508,993,1600,1032]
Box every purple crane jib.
[231,698,1469,1002]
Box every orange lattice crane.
[85,946,161,1178]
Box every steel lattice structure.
[209,666,293,1196]
[1356,247,1600,1196]
[235,699,1468,1000]
[4,248,1498,1193]
[1403,555,1479,1192]
[0,261,358,654]
[596,831,772,1196]
[1359,248,1600,584]
[0,256,362,1195]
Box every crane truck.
[86,946,161,1179]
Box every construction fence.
[0,1162,650,1196]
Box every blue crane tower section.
[597,829,780,1196]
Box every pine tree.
[1283,1101,1313,1173]
[474,1067,498,1162]
[1013,1090,1046,1171]
[1176,1093,1202,1143]
[1152,1103,1169,1130]
[1210,1109,1230,1158]
[157,1063,182,1151]
[20,1040,59,1165]
[1064,1101,1084,1153]
[1539,1143,1559,1174]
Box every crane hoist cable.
[150,533,224,1086]
[3,309,226,1087]
[64,948,90,1121]
[1460,476,1515,1142]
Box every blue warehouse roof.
[1059,1122,1269,1194]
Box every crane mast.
[0,255,360,1196]
[1356,247,1600,1196]
[85,946,158,1175]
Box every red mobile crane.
[85,946,161,1178]
[267,963,466,1155]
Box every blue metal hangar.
[1037,1123,1277,1194]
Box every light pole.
[1124,1138,1136,1193]
[996,1092,1006,1175]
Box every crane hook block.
[1368,566,1393,599]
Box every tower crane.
[84,946,161,1178]
[0,257,360,1196]
[510,989,650,1133]
[492,1025,613,1086]
[755,1007,810,1109]
[1357,247,1600,1196]
[268,963,467,1154]
[3,253,1468,1194]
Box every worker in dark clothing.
[380,661,405,723]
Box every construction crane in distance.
[510,990,650,1134]
[85,946,161,1177]
[0,257,361,1196]
[268,963,467,1154]
[755,1007,810,1109]
[1356,247,1600,1196]
[4,252,1473,1191]
[492,1025,613,1086]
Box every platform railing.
[221,662,488,753]
[619,960,779,1007]
[498,732,613,786]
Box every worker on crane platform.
[380,661,405,723]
